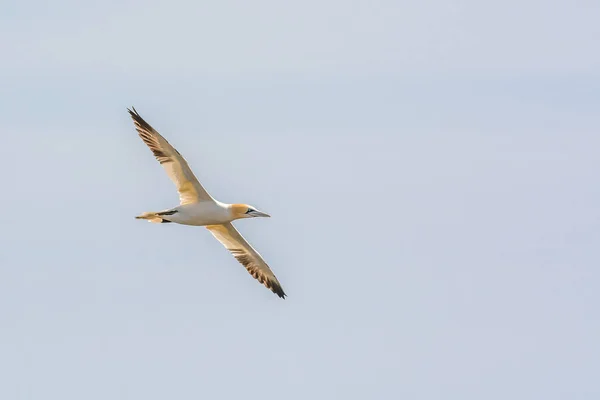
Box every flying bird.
[128,107,286,298]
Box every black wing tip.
[271,284,287,299]
[127,106,142,121]
[126,106,138,117]
[127,106,154,132]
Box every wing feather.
[128,107,213,204]
[206,223,286,299]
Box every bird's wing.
[206,223,286,298]
[128,107,213,204]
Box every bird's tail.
[135,211,170,223]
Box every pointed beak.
[251,210,271,218]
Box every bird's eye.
[246,208,254,214]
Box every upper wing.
[206,223,286,299]
[128,107,214,204]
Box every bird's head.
[230,204,271,220]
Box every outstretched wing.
[128,107,214,204]
[206,223,286,299]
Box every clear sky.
[1,1,599,399]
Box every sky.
[1,1,599,399]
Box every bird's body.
[128,107,286,298]
[167,202,232,226]
[137,201,233,226]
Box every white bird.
[128,107,286,298]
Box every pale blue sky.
[1,1,599,399]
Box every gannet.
[128,108,286,299]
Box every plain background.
[1,1,599,399]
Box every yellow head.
[230,204,271,220]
